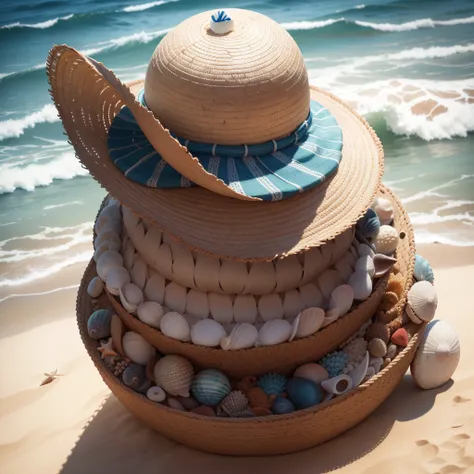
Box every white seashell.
[119,282,143,313]
[106,266,131,296]
[130,258,148,290]
[95,214,121,236]
[220,323,258,350]
[354,255,375,278]
[334,258,353,281]
[258,293,284,322]
[374,225,399,255]
[147,386,166,403]
[94,240,121,263]
[302,247,327,284]
[185,289,209,319]
[154,355,194,397]
[164,282,187,314]
[137,301,164,328]
[194,253,221,293]
[257,319,292,346]
[317,269,345,301]
[191,319,226,347]
[411,319,460,390]
[328,284,354,318]
[140,225,161,265]
[299,283,324,308]
[348,351,369,387]
[293,363,329,384]
[321,374,353,395]
[358,243,375,259]
[144,270,165,304]
[321,308,340,328]
[275,257,303,293]
[96,250,123,281]
[406,281,438,324]
[152,243,173,280]
[291,307,324,339]
[372,197,394,225]
[94,230,121,253]
[160,311,190,341]
[348,270,372,301]
[87,276,104,298]
[123,242,136,271]
[219,260,248,294]
[244,262,277,295]
[122,205,138,230]
[170,243,195,289]
[365,366,376,380]
[208,293,233,324]
[122,331,155,365]
[233,295,258,323]
[282,290,305,319]
[369,357,383,374]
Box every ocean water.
[0,0,473,290]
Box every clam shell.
[219,260,248,294]
[233,295,258,324]
[220,323,258,350]
[96,250,123,281]
[191,369,231,406]
[372,197,393,225]
[414,254,434,284]
[406,281,438,324]
[358,243,375,259]
[154,355,194,397]
[282,290,305,319]
[356,208,380,240]
[291,307,324,339]
[164,282,187,314]
[105,266,131,296]
[146,386,166,403]
[143,270,165,304]
[293,363,329,384]
[257,319,292,346]
[348,351,369,387]
[94,240,121,263]
[87,276,104,298]
[191,319,226,347]
[275,257,303,293]
[245,262,277,295]
[374,225,399,255]
[130,258,148,290]
[317,269,345,301]
[299,283,324,308]
[137,301,164,328]
[348,270,373,301]
[208,293,234,324]
[87,309,113,340]
[373,254,397,278]
[185,289,209,319]
[119,282,143,313]
[321,374,353,395]
[160,311,190,341]
[258,293,284,322]
[328,284,354,318]
[122,331,155,365]
[355,255,375,278]
[217,390,249,417]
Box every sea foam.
[122,0,178,13]
[1,14,73,30]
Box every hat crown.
[144,9,310,145]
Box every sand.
[0,244,473,474]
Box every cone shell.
[119,282,143,313]
[391,327,409,347]
[293,363,329,384]
[328,285,354,318]
[257,319,292,346]
[154,355,194,397]
[374,225,399,255]
[97,250,123,281]
[406,281,438,324]
[137,301,164,329]
[291,307,324,339]
[348,270,373,301]
[411,319,460,390]
[122,331,155,365]
[220,322,258,350]
[105,266,130,296]
[368,338,387,358]
[366,321,390,344]
[160,311,191,341]
[87,276,104,298]
[87,309,113,340]
[191,369,231,406]
[217,390,249,417]
[191,319,226,347]
[414,254,434,284]
[372,196,394,225]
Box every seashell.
[321,309,340,328]
[219,260,248,294]
[317,269,345,301]
[208,292,233,324]
[144,270,165,304]
[414,254,434,284]
[87,309,113,340]
[299,283,324,308]
[146,386,166,403]
[217,390,249,417]
[167,397,186,411]
[251,407,273,417]
[163,282,187,315]
[160,312,190,341]
[246,387,274,409]
[154,355,194,397]
[130,258,148,290]
[191,369,231,406]
[358,243,375,259]
[185,289,209,319]
[122,331,154,365]
[372,196,394,225]
[302,247,327,284]
[191,319,226,347]
[275,257,303,293]
[137,301,164,329]
[328,285,354,318]
[123,242,136,271]
[374,225,399,255]
[194,253,221,293]
[257,373,287,396]
[233,295,258,324]
[348,351,369,387]
[152,243,173,280]
[373,254,397,278]
[386,343,397,359]
[282,290,305,319]
[87,276,104,298]
[190,405,216,417]
[366,321,390,344]
[411,320,460,390]
[321,374,353,396]
[287,377,323,410]
[334,258,354,281]
[271,396,295,415]
[94,240,121,263]
[176,396,200,411]
[257,294,284,323]
[365,366,376,380]
[406,281,438,324]
[170,243,195,289]
[257,319,292,346]
[146,354,160,382]
[96,250,123,281]
[105,266,130,296]
[369,356,384,374]
[122,364,147,391]
[380,291,399,312]
[245,262,277,295]
[291,307,324,339]
[220,322,258,350]
[119,282,143,313]
[391,328,409,347]
[110,313,125,355]
[356,208,380,241]
[348,270,373,301]
[368,338,387,358]
[355,255,375,278]
[293,363,329,384]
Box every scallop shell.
[160,311,190,341]
[119,282,143,313]
[355,255,375,278]
[233,295,258,324]
[406,281,438,324]
[293,363,329,384]
[208,292,233,324]
[122,331,155,365]
[164,282,187,315]
[185,289,210,319]
[356,208,380,241]
[217,390,249,417]
[122,363,146,391]
[373,254,397,278]
[328,284,354,318]
[257,319,292,346]
[358,243,375,259]
[87,276,104,298]
[411,319,460,390]
[191,319,226,347]
[105,266,131,296]
[258,293,284,322]
[87,309,113,340]
[130,258,148,290]
[317,269,345,301]
[348,351,369,387]
[146,386,166,403]
[299,283,324,308]
[414,254,434,284]
[372,196,394,225]
[191,369,231,406]
[220,323,258,350]
[137,301,164,328]
[143,270,165,304]
[348,270,372,301]
[291,307,324,339]
[154,355,194,397]
[321,374,353,396]
[96,250,123,281]
[374,225,399,255]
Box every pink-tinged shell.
[372,197,394,225]
[406,281,438,324]
[293,363,329,384]
[160,311,190,341]
[374,225,399,255]
[290,307,324,340]
[154,355,194,397]
[220,323,258,350]
[328,284,354,318]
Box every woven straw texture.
[47,45,383,261]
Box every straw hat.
[46,8,383,261]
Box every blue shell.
[414,254,434,284]
[191,369,231,406]
[87,309,113,340]
[272,396,296,414]
[137,379,152,395]
[257,373,287,396]
[357,208,381,241]
[287,378,323,410]
[122,363,146,390]
[319,351,349,378]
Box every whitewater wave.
[1,13,73,30]
[123,0,178,12]
[0,284,79,303]
[43,201,84,210]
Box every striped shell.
[406,281,438,324]
[291,307,324,339]
[217,390,249,417]
[87,309,113,340]
[137,301,164,329]
[356,208,380,240]
[154,355,194,397]
[191,369,231,406]
[160,311,191,341]
[414,254,434,284]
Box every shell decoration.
[271,396,295,415]
[348,270,372,301]
[137,301,164,329]
[246,387,274,409]
[374,225,399,255]
[293,363,329,384]
[358,243,375,259]
[122,363,146,391]
[320,351,349,378]
[87,309,113,340]
[342,337,368,369]
[191,319,226,347]
[291,307,324,339]
[110,313,126,355]
[356,208,381,241]
[191,369,231,406]
[328,285,354,318]
[220,323,258,350]
[160,311,191,341]
[391,327,409,347]
[119,282,143,314]
[257,319,292,346]
[167,398,186,411]
[348,351,369,387]
[217,390,249,417]
[287,377,323,410]
[87,276,104,298]
[96,250,123,281]
[372,196,394,225]
[154,355,194,397]
[414,254,434,284]
[146,385,166,403]
[355,255,375,278]
[257,373,287,396]
[411,320,460,390]
[386,343,397,359]
[368,338,387,358]
[122,331,155,365]
[321,374,353,396]
[406,281,438,324]
[105,266,131,296]
[373,254,397,278]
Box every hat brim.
[46,45,383,261]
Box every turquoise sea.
[0,0,473,291]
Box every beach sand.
[0,244,473,474]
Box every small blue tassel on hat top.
[210,10,234,34]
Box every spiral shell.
[191,319,226,347]
[122,331,155,365]
[374,225,399,255]
[154,355,194,397]
[220,322,258,350]
[406,281,438,324]
[160,311,191,341]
